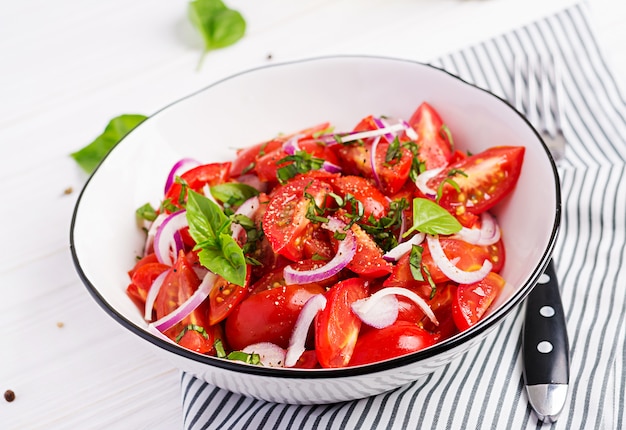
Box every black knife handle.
[522,259,570,385]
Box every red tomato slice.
[482,237,506,273]
[408,102,453,170]
[154,251,215,354]
[208,267,252,326]
[315,278,369,368]
[230,140,284,177]
[383,238,492,288]
[164,162,231,209]
[263,176,333,261]
[452,272,506,331]
[427,146,525,216]
[372,140,413,195]
[255,139,339,183]
[224,283,325,350]
[336,220,392,278]
[127,252,159,278]
[126,261,170,311]
[349,321,437,366]
[330,175,389,222]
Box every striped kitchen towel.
[180,2,626,429]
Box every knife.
[522,259,570,422]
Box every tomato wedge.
[163,162,231,209]
[263,176,333,261]
[427,146,525,216]
[315,278,369,368]
[224,283,325,350]
[349,321,437,366]
[452,272,506,331]
[330,175,389,222]
[335,220,392,278]
[208,268,252,326]
[154,252,216,354]
[408,102,453,170]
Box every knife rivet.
[539,273,550,284]
[540,306,555,317]
[537,341,553,353]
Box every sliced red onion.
[143,212,168,257]
[231,196,261,244]
[285,294,327,367]
[369,135,382,188]
[426,234,493,284]
[236,174,268,193]
[383,232,425,262]
[352,286,438,327]
[153,210,189,265]
[150,271,217,333]
[201,184,221,206]
[282,134,304,155]
[372,117,396,143]
[321,160,342,174]
[403,120,418,141]
[351,293,399,329]
[242,342,287,367]
[320,123,406,145]
[453,212,501,246]
[283,217,356,285]
[144,270,168,321]
[414,167,445,198]
[164,158,201,194]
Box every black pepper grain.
[4,389,15,402]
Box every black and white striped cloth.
[180,3,626,428]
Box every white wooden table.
[2,1,624,428]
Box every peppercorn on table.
[2,1,625,429]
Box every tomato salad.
[127,102,525,369]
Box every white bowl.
[70,55,560,405]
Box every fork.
[512,55,570,423]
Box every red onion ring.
[150,271,217,333]
[383,232,425,262]
[164,158,201,194]
[242,342,287,367]
[369,135,383,189]
[144,270,168,321]
[231,196,261,244]
[285,294,327,367]
[452,212,501,246]
[372,117,396,143]
[414,167,445,198]
[143,212,168,257]
[426,234,492,284]
[282,134,303,155]
[351,286,438,327]
[153,210,189,265]
[321,160,342,174]
[283,217,356,285]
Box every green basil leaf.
[188,0,246,66]
[404,197,462,236]
[409,245,425,281]
[186,190,246,286]
[135,203,158,223]
[71,114,147,174]
[210,183,259,206]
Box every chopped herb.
[186,190,247,286]
[214,339,227,358]
[276,150,325,183]
[334,231,347,240]
[409,245,425,281]
[403,197,462,237]
[210,182,259,207]
[71,114,147,174]
[226,350,261,365]
[439,124,454,151]
[359,198,408,251]
[423,265,437,298]
[136,203,158,222]
[436,169,467,203]
[175,324,209,342]
[384,136,402,165]
[188,0,246,69]
[311,253,329,261]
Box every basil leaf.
[135,203,158,222]
[71,114,147,174]
[188,0,246,66]
[404,198,462,236]
[210,183,259,206]
[186,190,246,286]
[409,245,425,281]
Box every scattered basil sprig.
[71,114,147,174]
[188,0,246,69]
[185,190,247,286]
[210,183,259,206]
[403,197,462,237]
